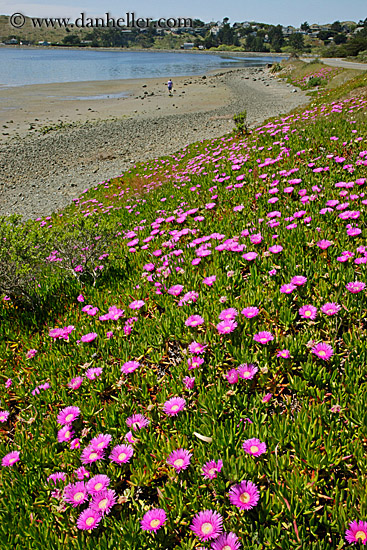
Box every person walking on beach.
[167,79,173,95]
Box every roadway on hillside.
[302,57,367,70]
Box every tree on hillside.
[246,34,267,52]
[300,21,310,32]
[288,33,305,51]
[268,25,284,51]
[334,33,347,45]
[218,23,239,46]
[331,21,343,33]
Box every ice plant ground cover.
[0,70,367,549]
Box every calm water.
[0,48,284,87]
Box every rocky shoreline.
[0,67,308,220]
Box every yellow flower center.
[118,453,126,461]
[356,531,366,542]
[208,468,216,476]
[150,519,161,528]
[89,452,98,460]
[74,492,85,502]
[305,310,312,317]
[318,350,326,357]
[86,517,95,527]
[97,442,105,448]
[201,522,213,535]
[171,405,179,411]
[240,492,250,503]
[174,459,184,468]
[9,458,17,465]
[98,498,108,510]
[223,546,232,550]
[243,372,250,378]
[250,445,259,454]
[65,414,74,422]
[95,483,103,491]
[65,431,70,439]
[260,338,267,343]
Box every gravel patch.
[0,67,308,220]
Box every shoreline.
[0,66,309,220]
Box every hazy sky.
[0,0,365,27]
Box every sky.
[0,0,365,27]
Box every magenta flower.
[190,510,223,541]
[291,275,307,286]
[346,281,365,293]
[280,283,297,294]
[68,377,83,390]
[121,360,140,374]
[188,356,204,370]
[91,489,116,515]
[321,302,341,315]
[185,315,205,327]
[299,305,317,320]
[317,239,333,250]
[203,276,216,286]
[47,472,66,485]
[126,413,150,430]
[217,320,237,334]
[26,349,37,359]
[85,367,102,380]
[241,307,259,319]
[242,252,258,261]
[262,393,272,403]
[268,245,283,254]
[109,444,134,464]
[226,369,239,384]
[211,532,241,550]
[57,406,81,426]
[163,397,186,416]
[81,332,98,343]
[277,349,290,359]
[201,459,223,480]
[0,411,9,423]
[74,466,90,480]
[229,480,260,510]
[237,364,258,379]
[80,446,104,465]
[141,509,167,532]
[77,294,85,302]
[311,342,334,361]
[243,438,267,457]
[183,376,195,389]
[129,300,145,310]
[219,308,238,321]
[89,433,112,451]
[167,448,192,472]
[1,450,20,467]
[64,482,88,507]
[188,342,207,354]
[86,475,110,494]
[76,508,102,531]
[168,285,184,296]
[57,425,74,443]
[345,520,367,545]
[253,331,274,344]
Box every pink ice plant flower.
[188,356,204,370]
[211,532,242,550]
[203,276,216,286]
[217,320,237,334]
[90,489,116,515]
[80,332,98,343]
[237,364,258,379]
[321,302,341,315]
[57,406,81,426]
[109,444,134,465]
[167,448,192,472]
[163,397,186,416]
[190,510,223,542]
[201,459,223,480]
[76,508,102,531]
[345,520,367,545]
[129,300,145,310]
[218,308,238,321]
[57,425,75,443]
[280,283,297,294]
[299,305,317,320]
[185,315,205,328]
[291,275,307,286]
[80,446,104,465]
[121,360,140,374]
[188,342,207,354]
[86,475,110,494]
[0,411,9,423]
[2,451,20,467]
[253,331,274,344]
[346,281,365,293]
[243,438,267,457]
[126,414,150,430]
[277,349,290,358]
[311,342,334,361]
[64,482,88,507]
[241,307,259,318]
[89,434,112,451]
[228,480,260,510]
[225,369,238,384]
[141,509,167,532]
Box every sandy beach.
[0,66,309,219]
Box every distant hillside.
[0,15,89,44]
